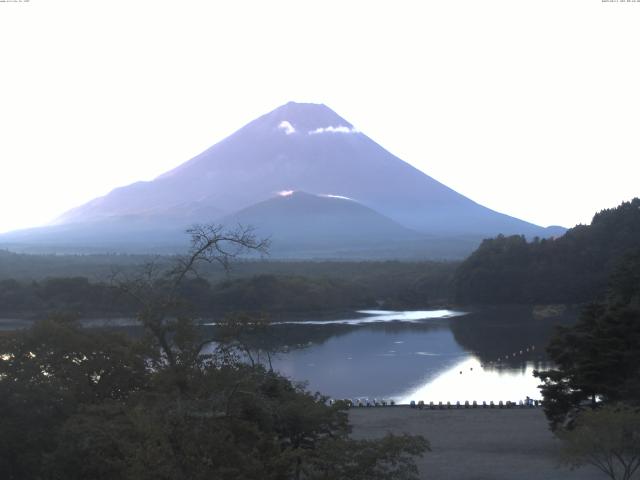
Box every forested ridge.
[0,263,456,319]
[453,198,640,304]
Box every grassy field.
[349,406,604,480]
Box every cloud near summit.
[308,125,358,135]
[278,121,358,136]
[278,121,296,135]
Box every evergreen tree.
[454,198,640,305]
[534,249,640,430]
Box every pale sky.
[1,0,639,233]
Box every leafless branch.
[109,223,269,371]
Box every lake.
[236,307,576,404]
[0,306,576,405]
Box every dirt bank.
[349,406,603,480]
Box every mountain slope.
[57,102,558,238]
[0,192,479,258]
[2,102,565,257]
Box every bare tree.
[113,224,269,371]
[215,312,281,370]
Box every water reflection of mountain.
[448,306,578,369]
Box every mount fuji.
[0,102,564,257]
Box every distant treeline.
[0,261,457,318]
[453,198,640,304]
[0,250,157,281]
[10,199,637,312]
[0,277,131,318]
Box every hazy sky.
[1,0,639,233]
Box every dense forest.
[0,225,429,480]
[0,261,456,319]
[535,248,640,427]
[2,198,639,318]
[527,247,640,480]
[0,251,456,284]
[453,198,640,305]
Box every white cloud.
[277,190,295,197]
[308,125,358,135]
[278,120,296,135]
[321,194,353,201]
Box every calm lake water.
[1,306,576,405]
[247,307,575,404]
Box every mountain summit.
[3,102,563,257]
[57,101,363,224]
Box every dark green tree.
[534,249,640,430]
[454,198,640,305]
[0,315,149,479]
[558,405,640,480]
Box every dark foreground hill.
[453,198,640,304]
[220,192,478,259]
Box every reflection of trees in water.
[279,320,449,352]
[109,308,573,369]
[107,322,352,353]
[204,319,451,354]
[449,306,579,369]
[251,309,577,370]
[363,320,450,335]
[233,323,355,352]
